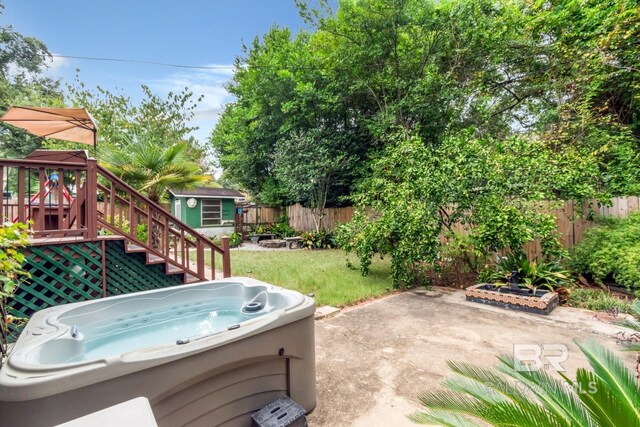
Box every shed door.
[174,199,181,220]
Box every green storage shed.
[168,188,245,238]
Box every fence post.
[222,236,231,278]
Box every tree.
[213,0,640,287]
[0,2,65,158]
[275,130,355,231]
[98,130,210,203]
[66,81,211,170]
[212,0,534,204]
[336,129,598,287]
[211,27,320,205]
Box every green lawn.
[211,249,394,307]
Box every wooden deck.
[1,150,231,284]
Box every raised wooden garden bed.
[465,284,559,315]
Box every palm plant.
[616,300,640,352]
[484,252,570,292]
[410,340,640,427]
[615,300,640,386]
[98,130,209,203]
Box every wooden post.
[74,170,82,230]
[222,236,231,278]
[109,181,115,226]
[180,229,186,267]
[147,206,153,247]
[196,239,205,279]
[0,165,4,222]
[16,167,25,223]
[86,159,98,239]
[57,169,64,232]
[163,216,169,258]
[130,197,137,240]
[211,246,216,280]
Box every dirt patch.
[425,270,477,289]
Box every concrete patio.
[308,287,638,426]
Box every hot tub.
[0,277,316,426]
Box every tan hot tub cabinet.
[0,278,316,427]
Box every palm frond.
[575,340,640,423]
[408,408,483,427]
[570,369,638,427]
[443,376,508,405]
[416,389,562,427]
[497,354,594,427]
[446,360,530,405]
[615,319,640,332]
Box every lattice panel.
[9,242,104,320]
[105,240,183,296]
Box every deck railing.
[0,153,230,281]
[95,165,230,279]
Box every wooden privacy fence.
[286,204,355,231]
[242,205,283,225]
[246,198,640,258]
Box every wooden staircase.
[123,243,200,284]
[0,150,231,289]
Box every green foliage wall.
[570,212,640,292]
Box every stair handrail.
[95,164,231,279]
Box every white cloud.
[145,65,237,161]
[46,54,69,71]
[148,66,235,129]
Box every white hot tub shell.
[0,277,316,426]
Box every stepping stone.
[315,305,340,320]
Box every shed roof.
[168,187,245,199]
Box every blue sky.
[3,0,325,144]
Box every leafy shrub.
[570,212,640,291]
[480,252,570,291]
[250,215,297,238]
[567,288,637,313]
[136,224,148,243]
[268,215,297,238]
[211,232,243,248]
[1,222,30,364]
[436,232,484,273]
[249,224,270,235]
[300,230,335,249]
[228,232,243,248]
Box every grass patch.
[566,288,638,313]
[210,249,393,307]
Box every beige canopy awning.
[0,106,97,147]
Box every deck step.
[146,254,165,264]
[125,243,146,253]
[184,274,201,284]
[166,264,185,275]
